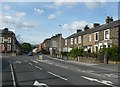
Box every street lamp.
[59,25,61,58]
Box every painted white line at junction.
[47,71,68,81]
[82,76,115,87]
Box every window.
[89,34,92,42]
[7,44,11,51]
[2,44,4,51]
[65,39,67,46]
[8,37,11,43]
[2,37,4,43]
[94,32,99,41]
[74,38,77,44]
[104,29,110,40]
[78,36,81,44]
[71,38,73,45]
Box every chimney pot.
[106,16,113,23]
[84,25,89,31]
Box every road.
[1,53,119,87]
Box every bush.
[99,45,120,62]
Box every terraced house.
[64,16,120,53]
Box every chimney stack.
[93,23,100,28]
[84,25,89,31]
[106,16,113,23]
[77,29,82,33]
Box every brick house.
[0,28,21,54]
[64,16,120,53]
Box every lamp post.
[59,25,62,58]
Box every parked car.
[28,52,33,56]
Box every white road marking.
[32,60,38,63]
[82,76,114,86]
[35,66,43,70]
[16,61,21,64]
[77,70,81,71]
[29,62,33,65]
[105,74,118,78]
[88,72,103,77]
[55,64,61,67]
[48,62,53,65]
[47,71,67,81]
[60,66,69,69]
[10,63,16,87]
[33,80,49,87]
[25,60,27,62]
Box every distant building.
[0,28,21,54]
[41,34,65,54]
[64,16,120,53]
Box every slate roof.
[65,19,120,39]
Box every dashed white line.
[47,71,67,81]
[25,60,27,62]
[35,66,43,70]
[32,60,38,63]
[29,62,33,65]
[48,62,53,65]
[60,66,69,69]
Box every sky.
[0,0,119,44]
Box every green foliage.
[21,42,32,52]
[99,45,120,61]
[69,48,79,58]
[69,47,84,58]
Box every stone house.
[64,16,120,53]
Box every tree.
[99,44,120,63]
[21,42,32,53]
[69,48,79,59]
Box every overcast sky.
[0,1,119,44]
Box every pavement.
[47,55,119,72]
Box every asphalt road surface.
[1,53,119,87]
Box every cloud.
[1,15,37,30]
[34,8,44,15]
[2,5,11,11]
[15,12,26,17]
[18,21,37,29]
[48,14,56,19]
[44,4,58,9]
[54,0,106,9]
[84,2,106,9]
[62,20,93,30]
[63,24,70,29]
[54,0,79,6]
[2,15,20,25]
